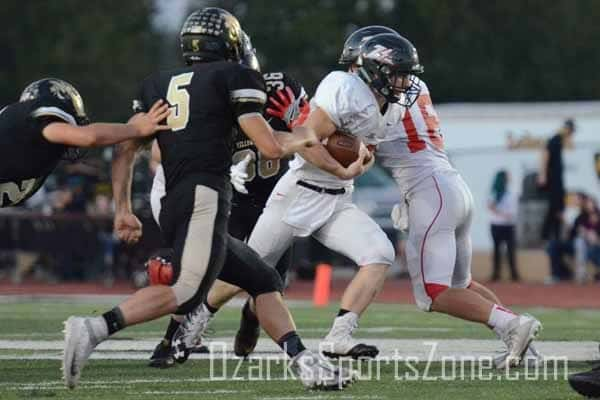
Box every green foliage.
[1,0,598,121]
[0,0,161,121]
[195,0,600,101]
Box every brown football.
[325,132,360,168]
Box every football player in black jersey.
[218,70,309,356]
[62,8,351,391]
[146,54,310,366]
[0,78,170,208]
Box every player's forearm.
[272,128,311,157]
[362,143,376,171]
[297,143,348,178]
[111,140,140,214]
[81,123,145,147]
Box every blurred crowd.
[546,191,600,284]
[0,151,158,285]
[487,118,600,285]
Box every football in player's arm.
[298,105,373,180]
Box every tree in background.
[0,0,161,121]
[186,0,600,102]
[1,0,599,115]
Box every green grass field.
[0,299,597,399]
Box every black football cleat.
[190,345,210,354]
[233,300,260,357]
[322,343,380,360]
[171,334,191,364]
[568,365,600,398]
[148,340,175,368]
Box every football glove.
[266,86,310,129]
[230,154,252,194]
[391,201,409,232]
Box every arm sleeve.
[227,66,267,118]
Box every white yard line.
[0,338,598,361]
[0,326,452,339]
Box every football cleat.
[496,315,542,368]
[233,300,260,357]
[493,343,543,369]
[148,340,175,368]
[190,345,210,354]
[62,317,103,389]
[290,349,356,390]
[568,364,600,398]
[171,303,214,364]
[322,343,380,360]
[321,313,379,359]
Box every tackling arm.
[237,114,318,159]
[42,100,170,148]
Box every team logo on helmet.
[363,45,395,65]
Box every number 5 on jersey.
[166,72,194,131]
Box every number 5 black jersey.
[231,71,308,207]
[0,99,74,207]
[136,61,266,193]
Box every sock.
[488,304,518,333]
[102,307,126,335]
[204,300,219,315]
[337,308,351,317]
[88,316,109,343]
[277,331,306,358]
[163,317,181,344]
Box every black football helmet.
[357,33,424,106]
[240,30,260,72]
[19,78,89,125]
[180,7,243,64]
[339,25,400,65]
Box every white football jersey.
[377,78,455,195]
[290,71,388,187]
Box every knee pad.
[246,267,284,298]
[361,237,396,266]
[381,239,396,265]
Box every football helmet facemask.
[180,7,243,64]
[240,30,261,72]
[357,33,424,106]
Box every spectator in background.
[538,118,576,241]
[572,196,600,283]
[546,192,589,283]
[488,170,520,281]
